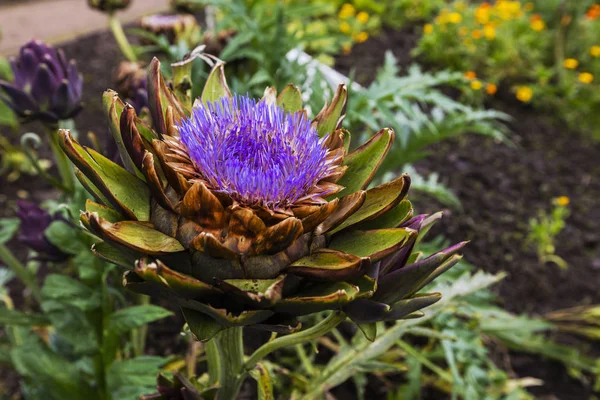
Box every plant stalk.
[0,244,41,303]
[244,311,346,370]
[108,13,138,62]
[206,327,246,400]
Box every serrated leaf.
[0,308,49,326]
[107,305,173,336]
[41,274,100,310]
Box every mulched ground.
[336,25,600,399]
[1,24,599,399]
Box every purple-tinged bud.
[16,201,68,261]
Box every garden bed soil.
[1,26,599,399]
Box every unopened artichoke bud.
[170,0,200,13]
[87,0,131,12]
[113,61,148,114]
[0,40,83,124]
[16,201,69,261]
[59,58,465,342]
[140,14,200,45]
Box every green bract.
[59,57,465,341]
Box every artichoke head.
[60,58,465,341]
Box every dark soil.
[336,26,600,399]
[1,22,599,400]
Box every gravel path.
[0,0,169,55]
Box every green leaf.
[41,300,99,355]
[60,131,150,221]
[91,241,136,269]
[107,305,173,336]
[85,200,124,223]
[355,200,413,230]
[332,128,394,198]
[107,356,165,400]
[358,323,377,341]
[329,228,415,261]
[287,249,363,281]
[0,218,19,244]
[276,84,303,113]
[45,220,86,255]
[182,307,226,342]
[201,63,232,105]
[249,363,274,400]
[11,337,99,400]
[0,308,49,326]
[41,274,100,310]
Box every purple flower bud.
[16,201,68,261]
[0,40,83,124]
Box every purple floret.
[178,95,330,208]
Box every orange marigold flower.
[590,46,600,57]
[464,71,477,80]
[555,196,570,207]
[472,29,482,39]
[486,83,498,95]
[516,86,533,102]
[586,4,600,20]
[530,14,546,31]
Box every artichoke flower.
[0,40,83,124]
[59,58,465,340]
[140,14,200,45]
[87,0,131,13]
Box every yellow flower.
[356,11,369,24]
[578,72,594,84]
[471,80,483,90]
[555,196,570,207]
[435,14,449,25]
[342,43,352,55]
[472,29,482,39]
[339,3,356,19]
[483,24,496,40]
[475,5,491,24]
[563,58,579,69]
[448,12,463,24]
[486,83,498,95]
[530,15,545,31]
[424,24,434,34]
[590,46,600,57]
[455,1,466,11]
[459,27,469,36]
[464,71,477,80]
[353,32,369,43]
[340,21,351,34]
[516,86,533,102]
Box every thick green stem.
[46,127,74,194]
[206,327,246,400]
[108,13,137,62]
[0,244,41,303]
[244,312,346,370]
[131,294,150,356]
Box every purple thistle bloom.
[0,40,83,124]
[16,201,68,262]
[178,95,331,208]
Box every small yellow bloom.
[464,71,477,80]
[424,24,434,34]
[486,83,498,95]
[339,3,356,19]
[530,15,545,31]
[459,27,469,37]
[590,46,600,57]
[342,43,352,55]
[356,11,369,24]
[516,86,533,102]
[471,80,483,90]
[472,29,482,39]
[353,32,369,43]
[448,12,463,24]
[578,72,594,84]
[555,196,570,207]
[483,24,496,40]
[435,14,449,25]
[455,1,466,11]
[340,21,351,34]
[563,58,579,69]
[475,5,490,24]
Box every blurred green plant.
[0,55,18,130]
[526,196,570,269]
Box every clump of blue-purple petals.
[178,95,331,208]
[0,40,83,124]
[16,201,67,261]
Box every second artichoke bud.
[87,0,132,13]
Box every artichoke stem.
[0,244,41,303]
[206,327,245,400]
[244,311,347,371]
[47,127,75,195]
[108,13,138,62]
